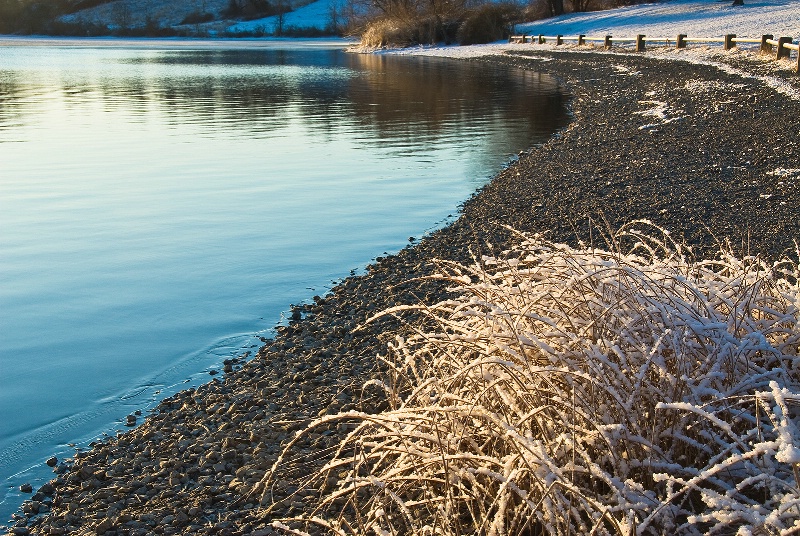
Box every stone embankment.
[6,48,800,535]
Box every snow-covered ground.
[517,0,799,39]
[227,0,339,33]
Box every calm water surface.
[0,39,568,519]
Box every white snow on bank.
[516,0,799,39]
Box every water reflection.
[0,48,566,148]
[0,43,568,522]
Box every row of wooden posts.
[509,33,800,73]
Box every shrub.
[48,19,108,36]
[280,24,339,37]
[360,15,458,47]
[63,0,116,14]
[223,0,243,17]
[179,11,215,25]
[360,17,418,47]
[457,2,520,45]
[258,222,800,535]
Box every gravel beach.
[7,47,800,535]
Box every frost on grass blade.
[259,223,800,535]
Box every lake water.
[0,38,568,521]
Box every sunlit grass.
[259,221,800,535]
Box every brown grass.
[258,222,800,535]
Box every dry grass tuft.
[258,222,800,535]
[359,17,446,48]
[360,18,414,48]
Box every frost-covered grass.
[260,222,800,535]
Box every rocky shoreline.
[7,48,800,535]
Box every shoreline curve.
[7,46,800,535]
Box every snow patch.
[635,99,684,130]
[683,79,747,95]
[769,168,800,180]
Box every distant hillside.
[0,0,334,36]
[59,0,232,30]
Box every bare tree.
[112,1,131,29]
[273,0,289,35]
[328,1,346,33]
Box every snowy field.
[516,0,800,39]
[227,0,339,33]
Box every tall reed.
[259,222,800,535]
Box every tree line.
[0,0,109,33]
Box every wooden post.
[636,34,645,52]
[677,34,687,49]
[556,34,563,45]
[578,34,585,46]
[604,35,612,49]
[724,34,736,50]
[777,36,792,60]
[760,34,773,54]
[538,34,545,44]
[796,47,800,73]
[521,35,527,43]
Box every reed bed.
[258,222,800,535]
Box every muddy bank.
[7,48,800,535]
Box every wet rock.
[94,517,114,534]
[175,510,189,525]
[22,501,40,515]
[46,456,58,467]
[19,483,33,493]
